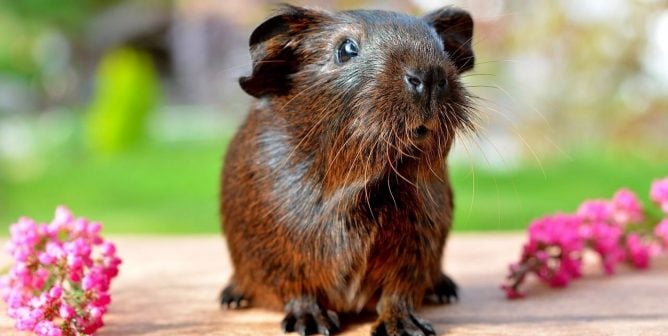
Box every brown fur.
[221,5,476,335]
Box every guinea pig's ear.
[239,5,324,98]
[423,7,475,73]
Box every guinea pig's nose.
[404,68,446,96]
[404,70,428,94]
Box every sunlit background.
[0,0,666,233]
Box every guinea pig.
[220,4,476,336]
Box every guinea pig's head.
[240,5,476,179]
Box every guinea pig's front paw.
[371,312,436,336]
[425,273,458,304]
[281,298,340,336]
[220,284,249,309]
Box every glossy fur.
[221,5,476,336]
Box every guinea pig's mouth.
[411,125,430,140]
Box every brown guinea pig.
[220,4,476,336]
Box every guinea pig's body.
[221,5,475,336]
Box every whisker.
[463,100,547,178]
[383,138,418,189]
[455,134,478,224]
[385,144,399,210]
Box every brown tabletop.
[1,234,666,335]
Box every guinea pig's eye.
[336,39,359,64]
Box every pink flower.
[72,218,89,236]
[10,218,40,248]
[654,219,668,248]
[93,293,111,307]
[51,206,73,228]
[37,252,55,265]
[625,234,651,269]
[87,222,102,236]
[48,286,62,300]
[100,242,116,256]
[59,304,75,320]
[586,221,625,274]
[14,307,41,330]
[88,306,103,319]
[577,200,612,223]
[1,206,121,335]
[518,214,585,288]
[528,213,583,253]
[651,177,668,213]
[501,285,525,299]
[558,256,583,279]
[547,269,570,287]
[34,320,62,336]
[503,177,668,300]
[610,189,644,225]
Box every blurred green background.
[0,0,666,234]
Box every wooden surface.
[1,234,667,335]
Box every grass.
[0,139,666,234]
[450,149,667,230]
[0,140,226,234]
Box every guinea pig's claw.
[371,312,435,336]
[281,299,340,335]
[220,284,249,309]
[426,273,458,305]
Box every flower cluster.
[651,177,668,214]
[503,178,668,299]
[0,207,121,335]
